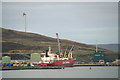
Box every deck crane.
[64,48,68,58]
[56,33,61,57]
[68,45,74,59]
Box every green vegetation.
[2,28,118,62]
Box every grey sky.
[2,2,118,44]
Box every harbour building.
[92,51,106,64]
[2,56,11,63]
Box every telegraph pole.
[23,12,27,32]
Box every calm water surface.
[2,66,118,78]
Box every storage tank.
[2,56,11,63]
[30,53,40,62]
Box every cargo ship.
[33,33,76,67]
[38,47,76,67]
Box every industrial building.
[92,51,105,64]
[2,56,11,63]
[30,53,40,62]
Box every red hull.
[40,60,75,67]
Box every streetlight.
[23,12,27,32]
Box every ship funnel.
[48,46,51,54]
[46,50,49,57]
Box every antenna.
[96,40,98,52]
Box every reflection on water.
[2,66,118,78]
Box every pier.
[2,66,64,70]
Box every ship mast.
[56,33,61,57]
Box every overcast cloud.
[2,2,118,44]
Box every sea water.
[2,66,119,78]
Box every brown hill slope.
[2,28,117,61]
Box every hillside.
[1,28,118,62]
[97,44,119,52]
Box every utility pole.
[23,12,27,32]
